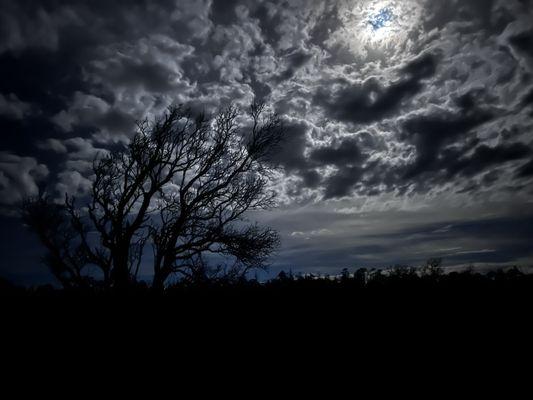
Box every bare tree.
[21,196,95,289]
[21,103,283,289]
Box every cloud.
[290,228,333,239]
[263,200,533,272]
[314,53,438,125]
[274,48,314,83]
[55,170,92,198]
[509,30,533,59]
[310,137,365,167]
[0,3,66,54]
[516,158,533,178]
[0,93,32,119]
[306,137,369,199]
[87,35,195,94]
[0,152,48,207]
[37,138,68,154]
[52,92,112,132]
[400,99,494,181]
[268,119,309,172]
[51,92,137,142]
[521,88,533,108]
[322,166,365,199]
[446,142,532,179]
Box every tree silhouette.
[21,103,283,289]
[20,196,96,289]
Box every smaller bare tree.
[21,102,283,289]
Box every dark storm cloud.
[269,120,309,172]
[250,2,289,49]
[446,143,532,179]
[0,0,211,206]
[400,97,494,181]
[93,54,186,94]
[401,52,439,79]
[509,30,533,59]
[521,88,533,107]
[274,49,314,83]
[52,92,137,135]
[301,79,518,199]
[308,138,369,199]
[302,79,531,199]
[272,128,388,199]
[422,0,514,35]
[314,53,438,125]
[0,93,32,120]
[516,158,533,178]
[0,152,48,209]
[0,1,193,122]
[310,137,364,166]
[322,166,365,199]
[389,141,531,195]
[210,0,241,25]
[308,3,342,46]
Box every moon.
[341,0,423,56]
[365,7,395,42]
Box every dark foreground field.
[2,267,533,360]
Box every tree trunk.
[152,269,169,291]
[111,245,131,288]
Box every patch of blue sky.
[368,8,394,31]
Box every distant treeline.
[2,262,532,299]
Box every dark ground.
[2,267,532,377]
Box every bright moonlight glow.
[366,7,395,42]
[335,0,423,56]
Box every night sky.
[1,0,533,285]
